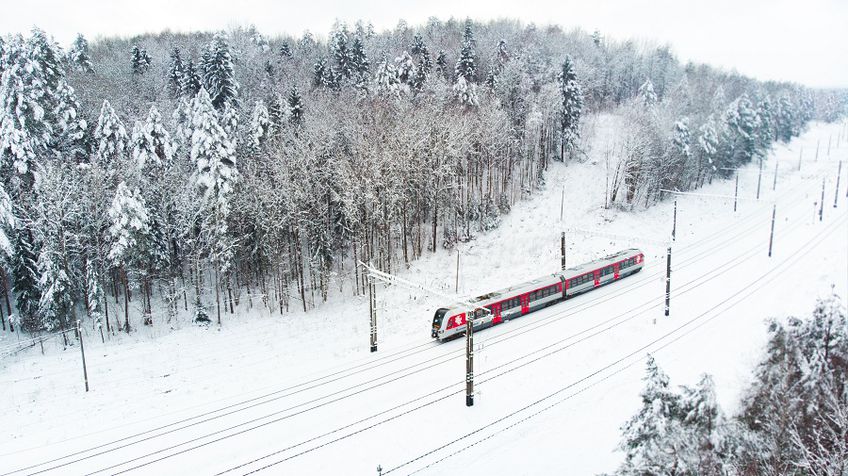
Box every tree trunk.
[123,267,130,333]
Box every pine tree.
[330,27,352,80]
[54,79,88,162]
[776,95,795,142]
[435,50,449,80]
[616,356,686,475]
[11,228,40,331]
[287,86,303,126]
[279,41,292,58]
[462,18,475,47]
[36,243,73,332]
[191,88,239,324]
[93,99,128,165]
[396,51,416,86]
[268,92,285,133]
[374,58,400,98]
[313,57,329,88]
[496,39,509,69]
[107,181,150,332]
[452,75,478,107]
[84,257,103,327]
[180,59,202,98]
[220,104,239,147]
[69,33,94,73]
[726,94,760,167]
[131,45,151,75]
[248,99,271,153]
[0,32,63,183]
[168,48,185,97]
[454,42,476,83]
[558,56,583,160]
[638,79,658,107]
[350,37,369,78]
[201,34,239,110]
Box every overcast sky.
[1,0,846,88]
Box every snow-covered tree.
[201,34,239,109]
[107,181,150,332]
[454,41,476,83]
[638,79,658,108]
[374,58,400,98]
[168,47,185,97]
[558,56,583,160]
[130,45,151,75]
[53,79,88,162]
[248,99,271,153]
[452,75,478,107]
[93,99,128,165]
[279,41,292,58]
[68,33,94,73]
[287,86,303,126]
[330,26,352,80]
[180,59,202,98]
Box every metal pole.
[664,247,671,317]
[768,204,776,257]
[465,312,474,407]
[835,160,842,208]
[819,177,825,222]
[77,320,89,392]
[772,160,778,191]
[828,135,832,156]
[733,172,739,212]
[799,147,803,171]
[815,141,819,161]
[561,232,566,270]
[369,279,377,352]
[560,186,564,222]
[756,158,763,199]
[672,200,677,242]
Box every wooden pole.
[756,158,763,199]
[819,177,825,222]
[835,161,842,208]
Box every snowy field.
[1,118,847,476]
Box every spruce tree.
[435,50,449,79]
[454,42,476,83]
[279,41,292,58]
[131,45,151,75]
[93,99,128,166]
[107,181,150,332]
[248,99,271,153]
[313,57,328,88]
[350,37,369,79]
[69,33,94,73]
[268,92,285,133]
[330,27,352,80]
[12,227,41,331]
[181,59,202,98]
[168,48,185,97]
[201,34,239,109]
[54,79,88,162]
[287,86,303,126]
[558,56,583,160]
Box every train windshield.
[432,308,448,329]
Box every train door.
[492,303,503,325]
[614,263,620,279]
[594,270,600,287]
[520,294,530,315]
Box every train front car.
[431,308,449,338]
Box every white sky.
[1,0,846,88]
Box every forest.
[0,18,846,335]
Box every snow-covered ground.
[1,118,847,476]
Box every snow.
[1,118,846,475]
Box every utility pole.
[672,200,677,242]
[799,147,803,171]
[756,158,763,199]
[827,135,832,156]
[561,232,566,270]
[560,186,565,221]
[465,312,474,407]
[77,320,89,392]
[665,247,671,317]
[369,278,377,352]
[819,177,825,222]
[455,250,460,293]
[768,204,776,257]
[772,161,778,191]
[835,161,842,208]
[733,172,739,212]
[815,140,819,161]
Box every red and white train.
[431,248,645,340]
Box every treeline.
[0,19,845,334]
[609,295,848,475]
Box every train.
[431,248,645,340]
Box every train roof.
[561,248,642,278]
